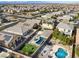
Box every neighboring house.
[3,19,41,36]
[56,22,74,36]
[57,15,73,22]
[0,32,14,48]
[5,16,18,21]
[2,22,29,35]
[0,18,2,25]
[69,13,78,17]
[41,11,64,19]
[70,20,79,26]
[51,11,64,16]
[41,13,52,19]
[47,19,56,24]
[0,18,9,25]
[42,23,53,30]
[0,15,9,23]
[0,19,41,49]
[0,31,26,50]
[47,19,59,28]
[0,47,10,58]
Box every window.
[68,30,71,32]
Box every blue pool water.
[55,48,68,58]
[35,36,45,44]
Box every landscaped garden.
[21,44,37,56]
[52,29,72,45]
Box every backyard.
[52,29,72,45]
[21,44,37,56]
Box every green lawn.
[21,44,37,55]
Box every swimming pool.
[55,48,68,58]
[35,36,45,45]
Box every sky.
[0,0,79,4]
[0,0,79,1]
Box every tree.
[51,16,57,19]
[33,23,39,29]
[52,29,72,45]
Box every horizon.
[0,1,79,4]
[0,0,79,3]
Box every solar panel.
[4,35,11,42]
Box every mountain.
[0,1,79,5]
[0,1,52,5]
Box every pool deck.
[50,44,72,58]
[28,35,45,47]
[38,45,52,58]
[29,30,52,47]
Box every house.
[51,11,64,16]
[56,22,74,36]
[5,16,18,21]
[0,47,10,58]
[57,15,73,22]
[2,22,28,35]
[0,16,8,25]
[47,19,59,28]
[2,19,41,36]
[0,18,2,25]
[0,31,28,50]
[41,11,64,19]
[0,51,10,58]
[0,32,13,47]
[69,13,78,17]
[41,13,52,19]
[0,19,41,49]
[47,19,56,24]
[42,23,53,30]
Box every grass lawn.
[21,44,37,55]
